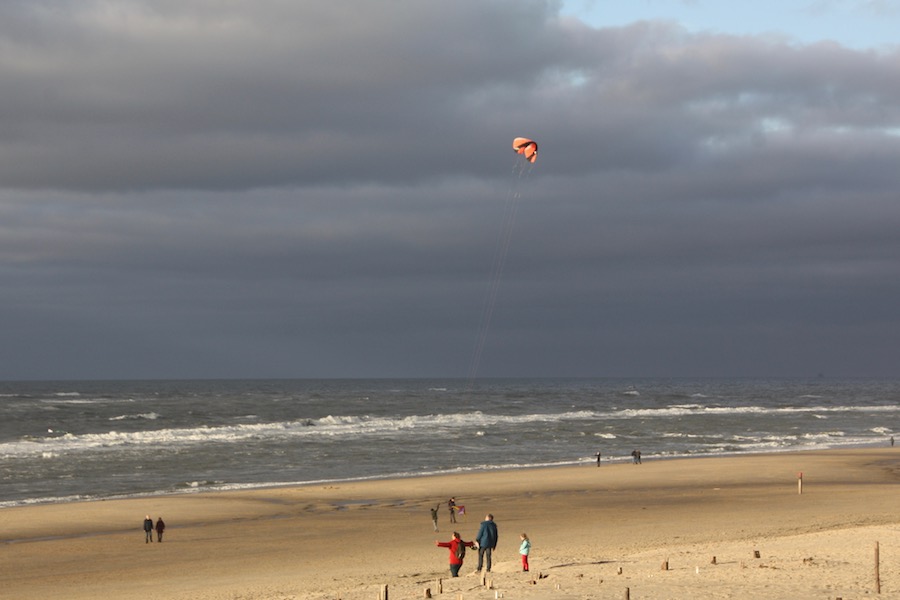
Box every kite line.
[467,138,537,385]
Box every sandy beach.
[2,448,898,599]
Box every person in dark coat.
[474,513,498,573]
[155,517,166,542]
[430,503,440,532]
[143,515,154,543]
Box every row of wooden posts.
[375,541,883,599]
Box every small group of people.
[142,515,166,543]
[432,497,463,531]
[435,513,530,577]
[594,449,644,466]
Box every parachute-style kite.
[512,137,538,163]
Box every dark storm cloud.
[1,0,900,378]
[0,0,565,190]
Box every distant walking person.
[519,533,531,571]
[448,497,457,524]
[596,450,602,467]
[435,532,474,577]
[891,436,895,447]
[475,513,499,573]
[631,449,642,464]
[155,517,166,542]
[143,515,154,543]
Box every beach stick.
[875,541,881,594]
[436,578,442,594]
[661,558,669,571]
[623,587,630,600]
[379,584,388,600]
[798,472,803,495]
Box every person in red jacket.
[435,531,474,577]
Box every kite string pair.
[467,160,533,385]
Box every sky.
[2,1,900,380]
[565,0,900,48]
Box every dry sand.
[2,448,898,599]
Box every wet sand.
[2,448,898,599]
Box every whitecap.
[109,412,159,421]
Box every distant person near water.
[143,515,154,543]
[435,531,474,577]
[596,450,601,466]
[891,436,895,447]
[474,513,499,573]
[631,449,642,464]
[448,497,457,523]
[155,517,166,542]
[519,533,531,571]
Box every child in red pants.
[519,533,531,571]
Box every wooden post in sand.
[423,588,431,598]
[661,558,669,571]
[379,584,388,600]
[875,541,881,594]
[623,587,630,600]
[436,578,442,594]
[798,472,803,495]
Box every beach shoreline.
[4,439,892,511]
[2,448,898,599]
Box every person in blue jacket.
[474,513,498,573]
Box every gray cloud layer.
[2,0,899,379]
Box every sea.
[1,378,898,508]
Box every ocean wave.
[109,413,160,421]
[3,403,896,459]
[612,404,900,418]
[0,410,596,457]
[661,432,724,439]
[40,398,98,405]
